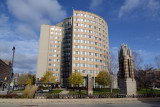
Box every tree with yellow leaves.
[17,73,35,86]
[40,71,55,83]
[69,70,84,86]
[96,70,110,87]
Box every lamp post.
[7,46,15,94]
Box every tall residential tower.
[36,10,109,87]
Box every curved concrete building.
[37,10,109,87]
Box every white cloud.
[7,0,67,29]
[118,0,160,18]
[135,49,160,65]
[0,40,39,73]
[17,24,37,39]
[157,38,160,41]
[0,14,9,24]
[118,0,141,18]
[110,46,119,58]
[89,0,104,10]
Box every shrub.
[28,86,38,98]
[23,85,38,98]
[23,85,31,98]
[0,94,22,98]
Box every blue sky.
[0,0,160,73]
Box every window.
[81,70,86,73]
[88,64,93,67]
[81,57,86,61]
[88,52,93,55]
[49,59,51,61]
[81,45,87,49]
[95,59,99,62]
[88,35,92,39]
[74,40,80,43]
[74,34,80,37]
[74,63,79,67]
[48,63,51,66]
[74,57,79,60]
[95,53,98,56]
[88,30,92,33]
[81,40,86,43]
[95,65,99,68]
[88,46,93,50]
[81,51,87,55]
[81,64,87,67]
[50,28,54,30]
[81,35,86,38]
[89,58,93,61]
[74,45,79,48]
[74,51,79,54]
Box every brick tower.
[118,44,137,95]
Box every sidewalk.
[0,98,159,105]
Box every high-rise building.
[36,10,109,87]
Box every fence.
[35,93,160,99]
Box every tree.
[17,74,28,86]
[155,56,160,69]
[69,70,84,86]
[109,52,118,93]
[17,73,35,86]
[135,64,154,93]
[40,71,56,83]
[132,51,143,72]
[96,71,110,88]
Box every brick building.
[0,59,12,86]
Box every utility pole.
[7,46,15,94]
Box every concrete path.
[60,88,69,94]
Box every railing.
[35,93,160,99]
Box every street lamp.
[7,46,15,94]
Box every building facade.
[0,59,12,86]
[36,10,109,87]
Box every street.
[0,102,160,107]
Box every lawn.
[137,88,160,94]
[12,89,24,93]
[51,89,63,93]
[69,88,119,95]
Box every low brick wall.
[0,98,159,105]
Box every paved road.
[0,102,160,107]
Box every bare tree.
[109,52,118,93]
[135,64,154,93]
[155,56,160,69]
[132,51,143,72]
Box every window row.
[74,14,105,24]
[48,63,60,67]
[74,34,107,42]
[73,40,107,48]
[50,32,61,35]
[73,64,99,68]
[48,54,60,57]
[50,36,61,39]
[74,18,106,30]
[74,23,105,32]
[50,27,62,31]
[74,70,100,74]
[49,49,60,53]
[49,40,61,44]
[49,45,60,48]
[48,68,60,72]
[48,59,60,62]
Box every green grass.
[93,88,119,94]
[12,89,24,93]
[51,90,63,93]
[137,88,160,94]
[69,88,119,95]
